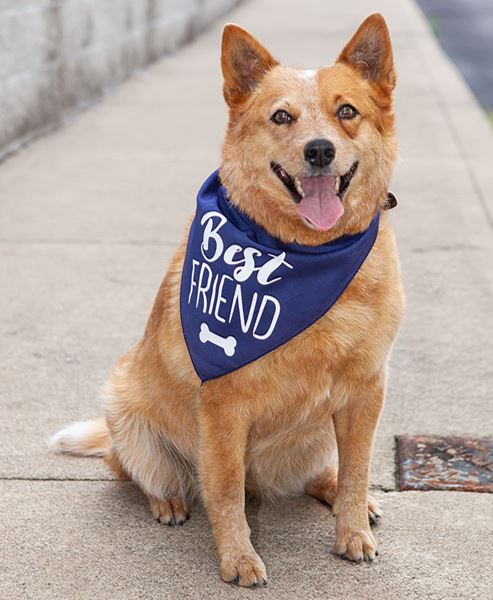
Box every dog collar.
[383,192,397,210]
[180,170,380,382]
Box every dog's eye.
[271,110,293,125]
[337,104,358,120]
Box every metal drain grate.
[396,435,493,493]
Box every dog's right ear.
[221,24,279,107]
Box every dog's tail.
[48,418,110,457]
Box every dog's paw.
[367,494,383,526]
[333,528,378,562]
[220,550,267,587]
[149,497,190,526]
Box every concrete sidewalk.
[1,0,492,598]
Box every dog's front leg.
[198,384,267,587]
[332,371,385,562]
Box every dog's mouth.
[270,161,359,231]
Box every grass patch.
[429,15,440,37]
[487,111,493,127]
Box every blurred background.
[0,0,239,160]
[0,0,492,160]
[416,0,493,120]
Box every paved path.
[1,0,492,598]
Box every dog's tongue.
[298,175,344,231]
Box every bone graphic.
[199,322,237,357]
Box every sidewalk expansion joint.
[0,477,116,482]
[0,239,178,247]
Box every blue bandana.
[180,171,380,382]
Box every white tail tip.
[48,419,109,457]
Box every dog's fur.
[50,14,404,587]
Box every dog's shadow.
[96,479,338,589]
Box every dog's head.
[220,14,397,245]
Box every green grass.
[487,111,493,127]
[429,15,440,37]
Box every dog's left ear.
[221,24,279,107]
[337,14,395,93]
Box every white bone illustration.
[199,322,237,357]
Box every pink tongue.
[298,175,344,231]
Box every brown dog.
[50,14,404,587]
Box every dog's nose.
[304,139,336,167]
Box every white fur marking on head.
[297,69,316,80]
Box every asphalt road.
[416,0,493,112]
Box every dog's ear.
[221,24,279,107]
[337,14,395,92]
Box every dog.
[50,14,404,587]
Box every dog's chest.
[281,292,378,374]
